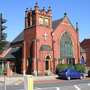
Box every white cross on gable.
[43,32,48,40]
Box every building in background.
[81,39,90,67]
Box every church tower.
[23,2,54,75]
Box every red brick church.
[7,2,80,75]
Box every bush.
[88,70,90,77]
[56,64,74,74]
[74,64,85,73]
[56,64,85,74]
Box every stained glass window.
[60,32,73,60]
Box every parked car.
[58,68,84,80]
[88,70,90,77]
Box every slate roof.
[52,18,63,30]
[0,47,20,60]
[11,31,24,44]
[11,18,64,44]
[81,39,90,45]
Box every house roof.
[52,18,63,30]
[11,31,24,45]
[81,39,90,45]
[0,47,20,60]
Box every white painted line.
[56,87,60,90]
[88,83,90,86]
[74,85,81,90]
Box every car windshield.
[62,68,68,72]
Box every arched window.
[60,32,74,64]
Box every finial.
[30,8,32,12]
[25,8,28,17]
[76,22,79,32]
[25,8,28,12]
[42,7,45,11]
[47,6,52,16]
[48,6,52,11]
[34,1,39,8]
[64,12,67,17]
[34,1,39,12]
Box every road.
[34,79,90,90]
[0,79,90,90]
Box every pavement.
[0,74,58,85]
[0,75,90,90]
[0,74,90,85]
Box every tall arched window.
[60,32,74,64]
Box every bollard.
[27,75,33,90]
[24,75,33,90]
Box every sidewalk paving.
[0,74,58,85]
[0,74,90,86]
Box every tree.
[0,13,7,52]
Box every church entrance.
[45,61,49,70]
[45,56,51,71]
[45,55,52,75]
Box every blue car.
[58,68,84,80]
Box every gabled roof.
[81,39,90,45]
[52,18,63,30]
[0,47,20,60]
[0,48,15,60]
[11,31,24,44]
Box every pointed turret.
[47,6,52,16]
[34,1,39,14]
[76,22,79,32]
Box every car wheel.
[67,76,71,80]
[80,75,83,80]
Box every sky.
[0,0,90,42]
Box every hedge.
[56,64,74,74]
[74,64,85,73]
[56,64,85,74]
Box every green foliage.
[56,64,74,73]
[74,64,86,73]
[0,41,7,52]
[56,64,86,74]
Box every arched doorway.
[45,56,51,71]
[60,32,75,64]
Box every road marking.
[74,85,81,90]
[88,83,90,86]
[56,87,60,90]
